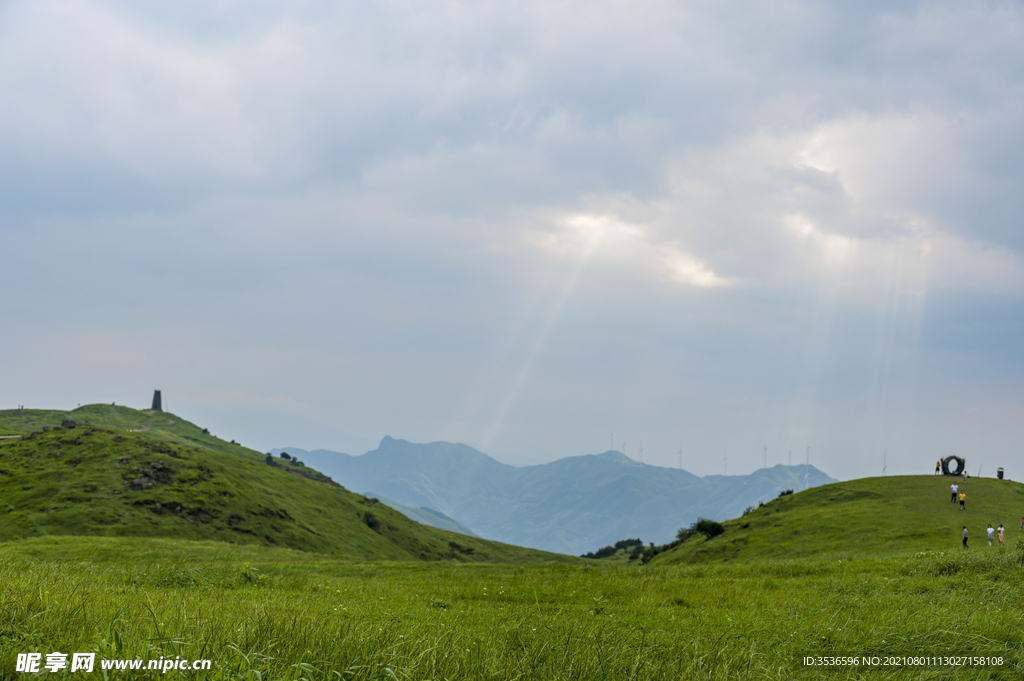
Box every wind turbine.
[883,450,887,477]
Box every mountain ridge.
[276,438,836,554]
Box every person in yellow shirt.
[959,491,966,510]
[935,459,941,475]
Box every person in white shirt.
[987,524,995,546]
[998,524,1005,546]
[951,483,959,503]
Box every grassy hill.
[0,413,572,565]
[0,404,271,463]
[0,404,339,484]
[651,474,1024,564]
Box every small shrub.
[448,541,475,556]
[778,489,794,497]
[582,538,645,559]
[677,517,725,541]
[581,545,617,559]
[239,562,265,586]
[280,452,291,460]
[363,511,381,531]
[694,518,725,538]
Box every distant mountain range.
[274,437,836,555]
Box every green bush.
[363,511,381,531]
[677,517,725,541]
[581,545,617,559]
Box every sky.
[2,0,1023,480]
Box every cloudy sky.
[2,0,1023,479]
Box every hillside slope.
[651,475,1024,564]
[278,438,835,554]
[0,421,572,564]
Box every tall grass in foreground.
[2,538,1023,679]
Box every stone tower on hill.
[151,390,162,412]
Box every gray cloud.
[2,0,1023,479]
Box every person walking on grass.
[987,524,995,546]
[959,491,966,510]
[963,526,968,548]
[998,524,1005,546]
[951,482,959,503]
[935,459,941,475]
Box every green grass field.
[1,536,1022,679]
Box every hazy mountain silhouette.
[275,437,836,554]
[360,491,479,537]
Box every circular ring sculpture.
[942,456,966,476]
